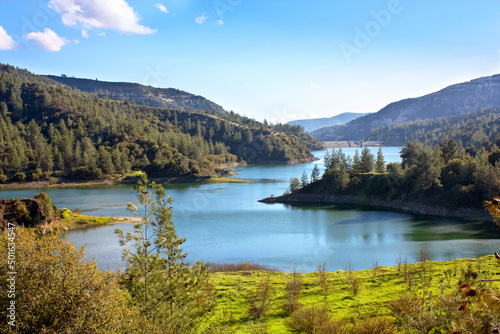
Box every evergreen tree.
[352,150,361,173]
[300,170,309,188]
[115,174,214,333]
[311,164,320,183]
[359,147,375,173]
[375,147,385,173]
[289,177,301,191]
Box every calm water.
[2,147,499,272]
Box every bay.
[2,147,499,273]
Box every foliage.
[0,228,141,333]
[299,139,500,209]
[115,174,215,333]
[0,64,318,183]
[289,177,301,192]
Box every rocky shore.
[259,193,492,222]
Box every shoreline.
[259,193,492,222]
[37,216,141,233]
[0,174,253,190]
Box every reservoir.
[2,147,499,272]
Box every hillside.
[0,64,318,184]
[366,106,500,147]
[286,112,369,133]
[311,74,500,141]
[46,75,225,114]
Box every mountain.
[45,75,225,114]
[286,112,369,133]
[0,64,318,184]
[366,106,500,147]
[311,74,500,141]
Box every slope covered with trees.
[46,74,226,114]
[367,106,500,147]
[0,64,320,184]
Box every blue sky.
[0,0,499,123]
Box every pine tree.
[300,170,309,188]
[375,147,385,173]
[311,164,320,183]
[115,174,214,333]
[359,147,375,173]
[352,150,361,173]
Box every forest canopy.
[0,64,321,183]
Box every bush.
[14,171,26,182]
[60,208,71,219]
[357,317,398,334]
[286,306,354,334]
[247,275,275,318]
[0,228,142,333]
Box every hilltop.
[286,112,369,133]
[46,75,225,114]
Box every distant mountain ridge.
[286,112,369,133]
[45,75,225,114]
[311,74,500,141]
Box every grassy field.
[205,256,500,333]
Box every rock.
[0,198,49,230]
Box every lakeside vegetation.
[0,64,320,186]
[287,139,500,210]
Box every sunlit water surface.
[2,147,499,272]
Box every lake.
[2,147,500,273]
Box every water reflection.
[1,148,499,272]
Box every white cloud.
[195,13,207,25]
[216,19,224,26]
[73,39,79,44]
[0,26,18,50]
[25,28,69,51]
[49,0,156,34]
[81,29,88,38]
[155,3,168,14]
[98,32,106,37]
[310,84,318,88]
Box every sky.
[0,0,499,124]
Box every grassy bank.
[33,208,140,233]
[0,171,252,190]
[206,256,500,333]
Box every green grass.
[205,256,500,333]
[59,208,114,227]
[206,177,253,184]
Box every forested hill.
[367,106,500,147]
[0,64,320,184]
[311,74,500,141]
[46,75,225,114]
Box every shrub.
[0,228,142,333]
[286,306,354,334]
[356,317,398,334]
[286,306,331,334]
[247,275,275,318]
